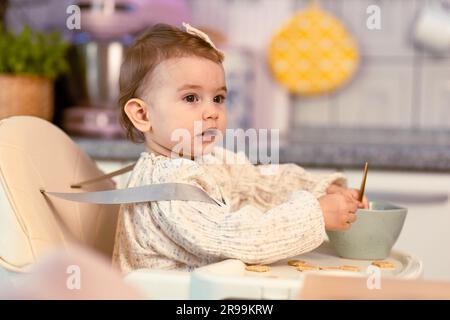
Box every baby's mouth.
[199,128,219,139]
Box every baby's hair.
[119,23,225,143]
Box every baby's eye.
[213,95,226,104]
[184,94,199,103]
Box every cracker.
[340,265,360,272]
[372,261,395,269]
[319,266,342,271]
[296,264,318,272]
[245,265,271,272]
[288,259,307,267]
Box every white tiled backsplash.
[294,0,450,131]
[189,0,450,131]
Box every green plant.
[0,25,69,79]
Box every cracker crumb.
[245,265,271,272]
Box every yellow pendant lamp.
[268,2,359,96]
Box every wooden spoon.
[358,162,369,202]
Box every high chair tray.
[124,242,423,300]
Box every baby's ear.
[124,98,152,133]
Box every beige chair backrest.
[0,116,119,272]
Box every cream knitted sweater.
[112,146,346,273]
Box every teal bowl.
[326,201,407,260]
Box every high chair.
[0,115,219,299]
[0,116,119,272]
[0,116,215,273]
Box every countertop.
[72,127,450,172]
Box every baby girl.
[112,23,368,273]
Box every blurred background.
[0,0,449,281]
[1,0,449,166]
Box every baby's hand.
[326,184,369,209]
[318,193,359,231]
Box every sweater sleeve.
[256,163,348,198]
[149,160,326,265]
[214,147,347,210]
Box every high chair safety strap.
[41,183,222,206]
[40,163,223,206]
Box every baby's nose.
[202,104,219,120]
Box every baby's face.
[143,56,227,157]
